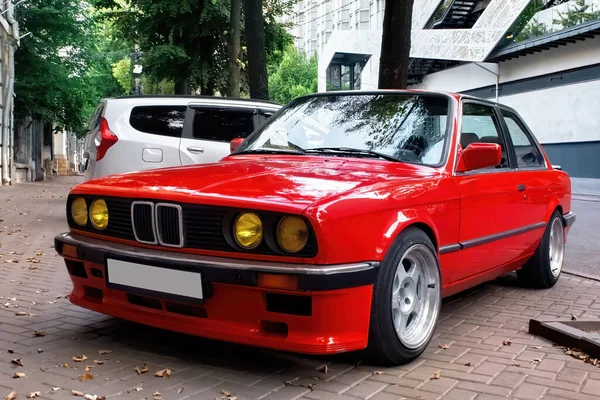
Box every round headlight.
[71,197,88,227]
[277,216,309,253]
[90,199,109,230]
[234,213,263,249]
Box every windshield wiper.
[235,148,306,155]
[305,147,402,162]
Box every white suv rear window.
[130,106,186,138]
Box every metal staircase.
[429,0,480,29]
[408,0,483,84]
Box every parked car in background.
[82,95,281,181]
[57,90,574,365]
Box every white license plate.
[106,259,203,300]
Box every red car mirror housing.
[456,143,502,173]
[230,138,245,153]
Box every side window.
[461,103,508,168]
[501,111,545,168]
[129,106,187,138]
[192,109,255,142]
[88,103,105,131]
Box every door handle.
[187,146,204,154]
[517,184,526,192]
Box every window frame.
[454,99,517,176]
[182,104,261,143]
[497,107,548,171]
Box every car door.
[498,108,551,257]
[453,101,527,280]
[179,104,260,165]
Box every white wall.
[419,63,498,92]
[498,80,600,144]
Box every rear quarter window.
[129,106,187,138]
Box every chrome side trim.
[131,201,158,245]
[461,222,546,250]
[155,203,184,248]
[563,212,576,228]
[439,221,547,254]
[58,233,378,275]
[439,244,461,254]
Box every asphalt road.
[563,198,600,279]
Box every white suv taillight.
[95,117,118,161]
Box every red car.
[55,91,575,365]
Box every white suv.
[82,96,281,181]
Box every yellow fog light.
[234,212,263,249]
[277,216,309,253]
[71,197,88,227]
[90,199,109,230]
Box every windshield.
[235,93,451,166]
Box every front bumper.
[55,233,380,354]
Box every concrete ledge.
[530,318,600,359]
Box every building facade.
[286,0,600,178]
[0,1,19,186]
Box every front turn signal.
[258,273,298,291]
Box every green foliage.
[553,0,600,28]
[268,46,317,105]
[15,1,125,137]
[112,58,133,93]
[100,0,294,96]
[516,19,549,41]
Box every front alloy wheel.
[367,227,442,365]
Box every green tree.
[15,0,123,136]
[268,46,317,104]
[553,0,600,28]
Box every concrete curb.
[563,269,600,283]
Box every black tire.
[517,210,564,288]
[366,227,442,366]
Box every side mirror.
[230,138,245,153]
[456,143,502,172]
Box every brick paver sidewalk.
[0,177,598,400]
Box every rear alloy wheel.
[517,210,564,288]
[367,227,442,365]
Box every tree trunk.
[227,0,242,97]
[378,0,414,89]
[243,0,269,100]
[174,77,191,95]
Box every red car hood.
[74,156,438,213]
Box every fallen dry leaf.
[72,355,88,362]
[8,349,13,354]
[177,388,183,394]
[153,392,161,397]
[98,350,111,355]
[531,346,542,350]
[5,259,18,264]
[15,312,27,316]
[155,369,171,378]
[80,373,94,382]
[13,372,26,378]
[83,395,97,400]
[26,392,41,398]
[72,390,85,397]
[431,372,441,380]
[29,266,38,271]
[317,365,328,374]
[135,364,149,374]
[33,330,45,337]
[503,339,512,346]
[439,344,450,350]
[93,360,104,365]
[571,314,578,321]
[464,362,472,366]
[4,391,16,400]
[37,349,43,354]
[52,387,60,391]
[84,366,94,372]
[11,358,23,367]
[133,388,142,392]
[532,358,542,364]
[8,297,16,302]
[221,390,232,396]
[372,371,384,375]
